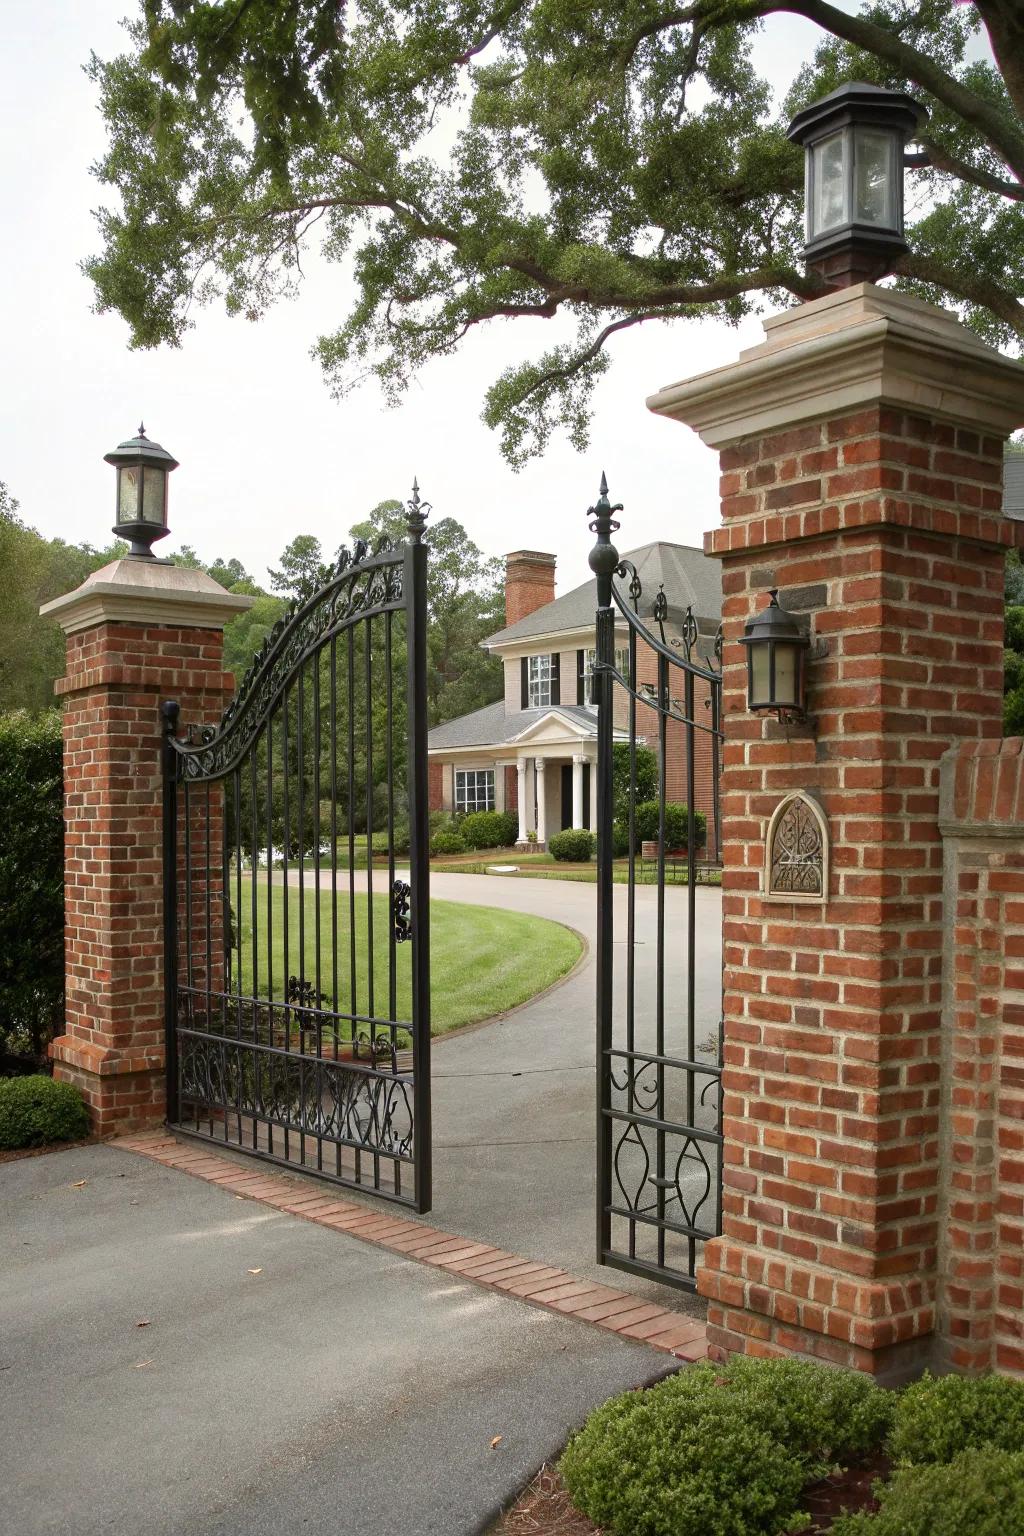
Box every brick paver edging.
[111,1132,708,1363]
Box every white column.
[516,758,528,842]
[535,756,547,845]
[588,762,598,834]
[572,755,584,829]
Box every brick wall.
[50,620,234,1134]
[937,739,1024,1377]
[699,404,1021,1377]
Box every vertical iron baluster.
[233,767,243,1145]
[405,486,431,1214]
[589,475,620,1266]
[262,720,272,1153]
[386,608,397,1034]
[364,613,379,1190]
[161,701,180,1127]
[296,662,307,1171]
[685,665,697,1275]
[347,624,358,1186]
[281,686,290,1165]
[313,648,323,1172]
[656,651,668,1271]
[330,633,340,1179]
[204,781,214,1135]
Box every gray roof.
[428,701,597,752]
[1006,454,1024,520]
[484,542,722,647]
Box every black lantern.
[787,82,927,289]
[740,591,810,719]
[104,424,178,559]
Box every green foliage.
[611,744,658,825]
[460,810,516,849]
[0,1076,90,1149]
[635,801,707,849]
[85,2,1024,464]
[830,1449,1024,1536]
[1006,605,1024,736]
[561,1358,894,1536]
[430,829,467,856]
[549,829,596,862]
[888,1371,1024,1467]
[268,534,332,602]
[0,712,64,1066]
[611,821,630,858]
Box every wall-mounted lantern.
[787,81,928,289]
[104,423,178,559]
[740,590,811,722]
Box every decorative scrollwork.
[680,604,698,659]
[765,792,828,900]
[286,975,328,1010]
[168,542,406,782]
[393,880,412,943]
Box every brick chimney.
[505,551,556,626]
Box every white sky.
[2,1,829,596]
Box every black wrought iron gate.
[590,476,724,1290]
[162,490,432,1212]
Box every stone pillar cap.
[40,557,255,635]
[648,283,1024,448]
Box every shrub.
[430,830,467,856]
[831,1448,1024,1536]
[888,1371,1024,1466]
[611,820,630,858]
[549,829,596,862]
[0,710,64,1068]
[560,1358,893,1536]
[611,742,658,824]
[494,810,518,846]
[634,800,707,850]
[0,1075,90,1149]
[460,810,510,849]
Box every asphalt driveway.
[0,1143,672,1536]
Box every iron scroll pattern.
[168,538,404,783]
[590,477,725,1293]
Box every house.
[427,544,723,850]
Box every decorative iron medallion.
[764,791,829,903]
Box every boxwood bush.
[888,1372,1024,1466]
[831,1448,1024,1536]
[460,810,517,849]
[0,1075,89,1149]
[634,801,707,850]
[430,829,467,856]
[549,829,596,862]
[560,1357,893,1536]
[0,710,64,1069]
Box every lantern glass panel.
[142,466,166,524]
[774,642,800,708]
[854,129,894,226]
[750,642,771,708]
[813,132,847,235]
[117,466,141,523]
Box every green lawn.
[233,876,582,1037]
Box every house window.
[455,768,495,814]
[528,653,552,707]
[584,647,629,705]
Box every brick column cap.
[940,736,1024,834]
[40,557,254,635]
[647,283,1024,449]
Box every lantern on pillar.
[787,82,928,289]
[740,591,811,720]
[104,424,178,559]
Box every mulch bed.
[491,1451,891,1535]
[0,1137,98,1165]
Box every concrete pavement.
[0,1144,673,1536]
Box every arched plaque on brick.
[764,791,828,904]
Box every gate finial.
[406,477,431,543]
[587,471,623,608]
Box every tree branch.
[915,136,1023,201]
[974,1,1024,126]
[895,250,1024,339]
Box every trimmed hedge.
[549,829,596,862]
[460,809,517,849]
[560,1357,893,1536]
[634,800,707,849]
[831,1448,1024,1536]
[430,830,467,856]
[0,1075,89,1149]
[888,1372,1024,1466]
[0,711,64,1068]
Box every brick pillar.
[40,560,251,1136]
[649,284,1024,1380]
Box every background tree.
[269,534,333,602]
[86,1,1024,466]
[349,500,504,724]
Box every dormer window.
[528,653,552,707]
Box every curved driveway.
[426,871,722,1307]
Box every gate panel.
[590,477,724,1290]
[162,492,431,1211]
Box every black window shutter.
[551,652,560,706]
[576,649,585,705]
[521,656,529,709]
